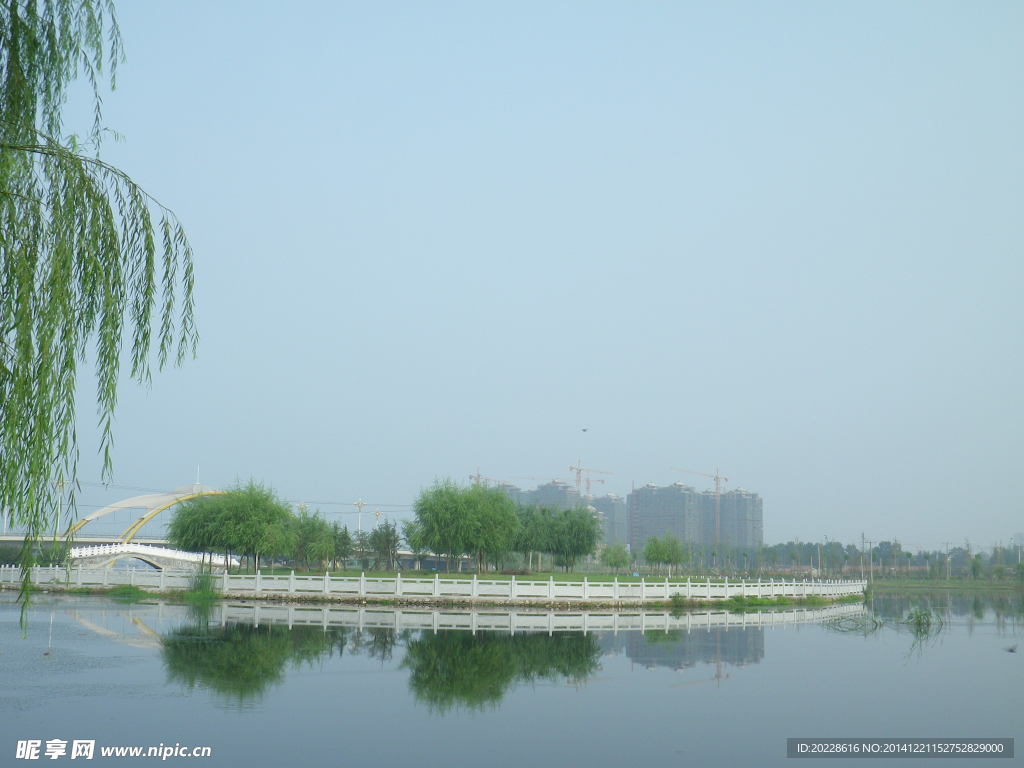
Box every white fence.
[212,601,867,634]
[0,564,866,603]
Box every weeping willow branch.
[1,0,196,611]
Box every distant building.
[625,627,764,671]
[627,483,763,554]
[518,481,580,510]
[589,493,627,547]
[493,483,523,506]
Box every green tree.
[643,534,686,575]
[514,505,555,571]
[464,484,519,572]
[167,494,226,571]
[412,479,472,571]
[168,482,291,572]
[411,481,520,572]
[352,529,372,570]
[600,543,629,574]
[368,521,400,570]
[970,554,984,581]
[331,523,353,569]
[1,2,196,602]
[402,519,428,568]
[292,506,334,569]
[548,507,601,572]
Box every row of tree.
[635,539,1024,580]
[405,480,602,572]
[168,483,402,571]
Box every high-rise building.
[519,481,580,510]
[627,483,701,554]
[589,493,627,547]
[628,483,763,553]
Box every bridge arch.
[68,542,237,570]
[65,483,223,542]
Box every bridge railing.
[0,565,867,603]
[67,543,238,568]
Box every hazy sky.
[62,1,1022,551]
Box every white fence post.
[289,571,295,594]
[396,572,402,597]
[548,576,555,600]
[471,574,478,599]
[359,572,366,597]
[613,577,619,601]
[255,570,262,595]
[510,575,516,599]
[583,577,588,601]
[640,578,646,601]
[324,571,330,595]
[433,573,440,597]
[222,570,228,593]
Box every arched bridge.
[64,483,223,542]
[68,543,239,571]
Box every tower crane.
[569,460,612,499]
[671,466,729,551]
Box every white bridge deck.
[1,565,866,604]
[67,543,238,570]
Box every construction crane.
[569,460,612,498]
[671,634,729,688]
[469,469,501,487]
[671,466,729,552]
[470,471,529,490]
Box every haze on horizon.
[58,1,1021,553]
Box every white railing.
[0,565,866,603]
[210,601,866,633]
[67,543,238,567]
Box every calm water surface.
[1,592,1020,767]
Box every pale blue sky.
[65,1,1022,551]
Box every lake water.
[1,591,1020,767]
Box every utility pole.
[860,533,866,581]
[866,539,875,582]
[354,499,367,533]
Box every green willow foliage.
[1,1,196,594]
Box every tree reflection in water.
[161,616,601,711]
[161,623,351,703]
[401,630,601,713]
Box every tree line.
[168,479,603,574]
[405,480,602,572]
[168,483,401,571]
